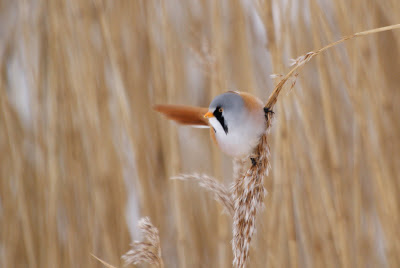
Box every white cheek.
[209,117,226,135]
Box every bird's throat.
[213,111,228,134]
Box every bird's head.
[204,92,244,135]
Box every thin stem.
[265,23,400,109]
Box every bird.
[154,91,272,158]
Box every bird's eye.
[219,108,223,113]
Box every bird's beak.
[204,112,214,118]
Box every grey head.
[208,92,244,134]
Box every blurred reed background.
[1,0,400,267]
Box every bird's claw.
[264,107,274,117]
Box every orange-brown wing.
[153,104,209,126]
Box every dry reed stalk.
[122,217,164,268]
[232,157,248,182]
[172,174,234,216]
[265,23,400,109]
[231,134,270,268]
[91,254,117,268]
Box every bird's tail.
[153,105,209,126]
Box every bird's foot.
[264,107,274,119]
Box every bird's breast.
[209,117,264,157]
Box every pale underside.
[208,115,265,157]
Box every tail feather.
[153,104,209,126]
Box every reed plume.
[122,217,164,268]
[231,134,271,268]
[172,174,234,216]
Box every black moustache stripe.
[213,106,228,134]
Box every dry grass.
[1,0,400,267]
[122,217,164,267]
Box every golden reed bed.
[1,1,400,267]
